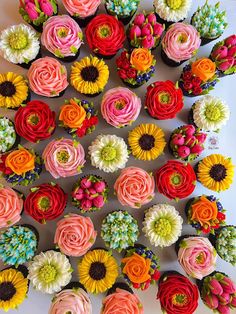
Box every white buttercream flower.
[153,0,192,22]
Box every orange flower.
[130,48,154,72]
[191,196,218,227]
[5,147,35,175]
[121,253,151,284]
[59,99,86,129]
[191,58,216,82]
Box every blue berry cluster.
[136,66,155,85]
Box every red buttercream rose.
[118,69,128,79]
[145,81,184,120]
[24,183,67,224]
[155,160,196,200]
[127,68,137,78]
[85,14,126,56]
[15,100,56,143]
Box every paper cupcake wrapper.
[53,48,81,63]
[161,48,187,67]
[18,50,42,70]
[158,270,183,286]
[63,281,87,292]
[70,8,98,28]
[154,11,184,28]
[107,282,134,296]
[105,6,137,26]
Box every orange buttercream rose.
[130,48,153,72]
[191,196,218,227]
[121,253,151,284]
[5,148,35,175]
[59,99,86,128]
[191,58,216,82]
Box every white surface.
[0,0,236,313]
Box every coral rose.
[59,99,86,129]
[122,253,151,284]
[5,147,35,175]
[130,48,154,71]
[191,196,218,227]
[191,58,216,81]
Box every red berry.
[217,212,226,221]
[133,283,140,289]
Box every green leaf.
[70,46,78,54]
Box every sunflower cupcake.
[0,117,20,154]
[197,154,234,192]
[70,56,109,97]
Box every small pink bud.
[142,35,155,49]
[93,195,104,208]
[73,188,84,200]
[88,188,97,198]
[218,292,231,305]
[209,278,224,295]
[184,124,196,137]
[204,294,219,309]
[93,181,106,193]
[133,13,146,26]
[141,23,153,36]
[172,134,185,145]
[218,57,235,71]
[80,178,92,189]
[185,135,197,147]
[212,46,228,60]
[225,35,236,47]
[220,277,236,294]
[81,199,92,211]
[129,25,142,40]
[40,0,53,16]
[191,144,204,154]
[25,3,39,20]
[195,133,207,144]
[217,304,230,314]
[230,296,236,307]
[153,23,164,36]
[147,13,157,24]
[227,46,236,57]
[177,146,190,158]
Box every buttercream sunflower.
[70,56,109,96]
[0,72,29,109]
[128,124,166,161]
[197,154,234,192]
[78,249,119,294]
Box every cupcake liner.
[154,11,183,28]
[158,270,182,285]
[188,108,198,127]
[81,91,102,98]
[20,223,40,245]
[184,197,195,221]
[54,48,81,63]
[161,49,186,67]
[122,80,144,89]
[18,50,42,69]
[94,52,117,60]
[63,281,87,292]
[105,6,136,25]
[107,282,134,295]
[39,89,66,99]
[71,9,98,28]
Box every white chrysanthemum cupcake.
[142,204,183,248]
[88,134,129,173]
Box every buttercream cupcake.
[24,183,67,224]
[116,49,156,87]
[42,138,86,179]
[105,0,140,25]
[72,175,108,213]
[54,213,97,257]
[145,80,184,119]
[85,14,126,59]
[88,134,129,173]
[101,87,141,128]
[41,15,83,62]
[101,210,139,252]
[142,204,183,248]
[59,98,98,138]
[28,250,72,294]
[161,22,201,67]
[0,24,40,69]
[28,57,68,97]
[70,56,109,97]
[0,117,19,153]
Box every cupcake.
[28,250,72,294]
[101,210,139,252]
[145,80,184,119]
[0,24,40,69]
[157,271,199,314]
[19,0,58,32]
[70,56,109,97]
[128,12,164,49]
[189,96,230,132]
[142,204,183,248]
[54,213,97,257]
[59,98,98,138]
[155,160,196,200]
[196,154,234,192]
[88,134,129,173]
[191,1,227,46]
[101,87,141,128]
[72,175,108,213]
[169,124,207,161]
[85,14,126,59]
[15,100,56,143]
[41,15,83,62]
[186,195,226,235]
[0,72,30,109]
[0,186,23,229]
[0,117,19,153]
[24,183,67,224]
[0,224,38,267]
[28,57,68,97]
[128,123,166,161]
[42,138,86,179]
[161,22,201,67]
[0,146,43,186]
[116,49,156,88]
[105,0,140,25]
[179,58,218,96]
[78,249,119,294]
[114,167,155,208]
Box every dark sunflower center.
[81,66,99,82]
[209,164,227,182]
[89,262,106,280]
[0,81,16,97]
[139,134,155,151]
[0,282,16,301]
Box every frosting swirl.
[62,0,102,17]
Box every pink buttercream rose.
[114,167,155,208]
[28,57,69,97]
[62,0,102,17]
[42,138,85,179]
[101,87,141,128]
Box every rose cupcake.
[116,49,156,87]
[42,138,86,179]
[24,183,67,224]
[101,87,141,128]
[145,80,184,119]
[0,117,20,153]
[28,57,68,97]
[105,0,140,25]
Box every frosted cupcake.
[101,87,141,128]
[0,117,19,153]
[105,0,140,25]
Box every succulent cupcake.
[116,49,156,87]
[105,0,140,25]
[142,204,183,248]
[101,87,141,128]
[72,175,108,213]
[0,117,19,153]
[70,56,109,97]
[24,183,67,224]
[101,210,139,252]
[88,134,129,173]
[59,98,98,138]
[0,24,40,69]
